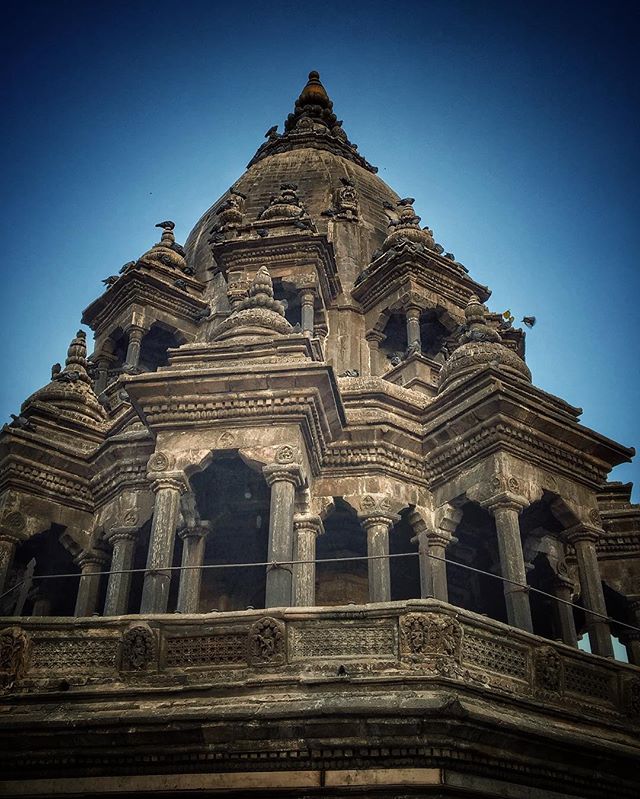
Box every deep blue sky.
[2,0,639,496]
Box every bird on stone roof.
[182,265,195,276]
[174,278,188,290]
[398,197,415,206]
[102,276,119,287]
[10,413,35,430]
[156,220,175,231]
[256,228,269,237]
[265,125,278,139]
[119,260,136,274]
[51,363,61,379]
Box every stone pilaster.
[360,505,400,603]
[95,352,116,394]
[103,526,138,616]
[405,304,422,352]
[566,524,614,658]
[552,564,578,648]
[263,455,303,608]
[621,599,640,666]
[123,324,147,373]
[300,289,315,334]
[176,523,211,614]
[74,551,108,617]
[365,330,385,376]
[484,493,533,634]
[0,535,19,597]
[293,513,323,607]
[140,465,187,614]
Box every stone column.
[74,552,108,617]
[95,353,115,394]
[405,305,422,352]
[486,496,533,633]
[566,525,614,658]
[553,572,578,648]
[300,289,315,335]
[123,324,147,373]
[103,527,138,616]
[263,458,303,608]
[0,535,19,597]
[361,511,400,603]
[293,513,323,607]
[365,330,385,376]
[425,531,453,602]
[140,473,186,614]
[176,523,211,614]
[621,599,640,665]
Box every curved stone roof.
[185,74,401,293]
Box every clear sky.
[2,0,639,496]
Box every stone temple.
[0,72,639,797]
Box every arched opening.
[316,498,368,605]
[5,526,80,616]
[272,278,302,328]
[446,502,507,623]
[379,312,407,366]
[419,310,450,358]
[527,552,561,640]
[139,323,182,372]
[190,453,270,612]
[125,519,151,614]
[390,509,420,601]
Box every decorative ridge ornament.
[438,295,531,393]
[21,330,106,425]
[247,72,378,173]
[382,198,436,253]
[212,266,293,342]
[136,221,188,273]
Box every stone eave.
[211,230,341,305]
[0,446,93,512]
[247,135,377,172]
[352,248,491,314]
[81,270,209,334]
[121,357,345,474]
[90,432,154,508]
[422,369,633,489]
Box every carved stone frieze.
[248,617,285,666]
[401,612,462,659]
[534,646,563,694]
[121,623,156,672]
[0,627,30,687]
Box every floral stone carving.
[401,613,462,659]
[121,623,156,672]
[0,626,30,687]
[249,617,285,665]
[534,646,563,693]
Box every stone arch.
[316,497,368,606]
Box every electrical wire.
[1,549,638,635]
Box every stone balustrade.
[1,600,638,725]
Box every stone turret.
[438,295,532,392]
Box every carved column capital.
[293,513,323,537]
[263,462,303,489]
[565,524,602,545]
[365,329,386,345]
[0,533,21,548]
[360,512,400,531]
[125,323,147,340]
[148,471,189,494]
[482,492,529,515]
[75,550,109,570]
[105,526,138,546]
[178,522,211,541]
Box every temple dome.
[185,74,400,289]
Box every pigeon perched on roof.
[156,220,175,231]
[102,276,119,287]
[10,413,35,430]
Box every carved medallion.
[121,623,156,672]
[401,613,462,659]
[534,646,563,693]
[249,617,285,665]
[218,431,236,448]
[275,445,295,464]
[507,476,521,493]
[361,495,376,513]
[0,626,30,687]
[122,510,138,527]
[147,452,172,472]
[589,508,601,526]
[2,511,26,533]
